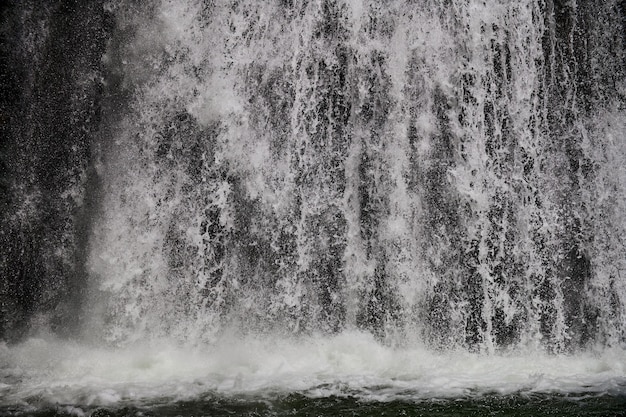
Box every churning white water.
[1,0,626,412]
[2,332,626,409]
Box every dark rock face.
[0,0,112,340]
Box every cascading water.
[1,0,626,415]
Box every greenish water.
[3,393,626,417]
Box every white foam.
[1,331,625,408]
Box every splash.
[2,331,625,409]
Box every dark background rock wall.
[0,0,111,340]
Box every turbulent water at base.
[1,0,626,415]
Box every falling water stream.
[1,0,626,415]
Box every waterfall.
[1,0,625,350]
[72,0,625,353]
[1,0,626,409]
